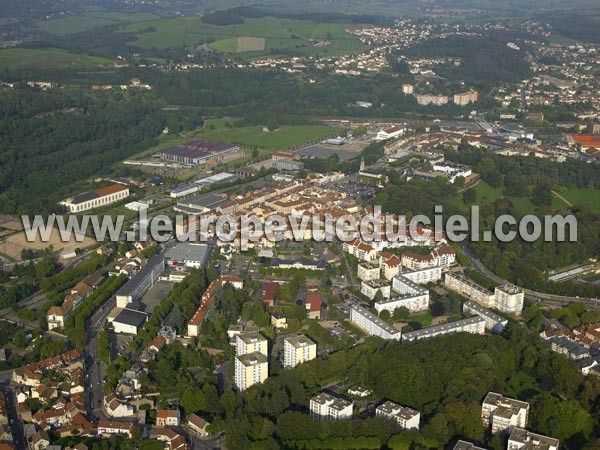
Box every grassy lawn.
[561,188,600,213]
[461,181,566,215]
[124,16,367,56]
[0,48,112,71]
[191,119,336,150]
[407,312,433,328]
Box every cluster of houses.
[11,351,98,446]
[46,273,104,331]
[540,324,600,376]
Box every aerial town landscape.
[0,0,599,449]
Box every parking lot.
[139,280,174,314]
[335,181,380,198]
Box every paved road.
[85,296,116,420]
[1,383,27,450]
[458,242,600,310]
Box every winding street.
[457,242,600,310]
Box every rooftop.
[237,352,268,366]
[311,392,352,412]
[237,332,267,346]
[285,335,316,349]
[165,242,210,264]
[509,428,559,450]
[113,308,148,328]
[377,400,419,421]
[402,316,485,340]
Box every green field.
[37,7,161,35]
[0,48,112,71]
[561,188,600,213]
[462,181,600,214]
[190,119,336,150]
[124,16,367,56]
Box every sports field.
[124,16,367,56]
[0,48,112,71]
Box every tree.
[13,330,28,348]
[379,309,391,322]
[463,189,477,204]
[392,307,410,321]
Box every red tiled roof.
[95,184,128,197]
[306,293,321,312]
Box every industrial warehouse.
[156,139,242,166]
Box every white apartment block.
[402,316,485,342]
[376,275,429,314]
[445,273,495,308]
[310,392,353,421]
[349,304,402,340]
[494,285,524,315]
[235,332,268,357]
[357,262,380,281]
[481,392,529,435]
[376,401,420,430]
[463,301,508,333]
[400,266,443,284]
[361,279,391,300]
[508,428,559,450]
[283,335,317,369]
[234,352,268,392]
[373,266,442,314]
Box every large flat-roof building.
[283,335,317,369]
[115,253,165,308]
[111,308,148,335]
[446,273,524,315]
[157,140,241,166]
[402,316,485,342]
[164,243,210,269]
[169,183,200,199]
[174,193,228,215]
[374,266,442,314]
[310,393,353,421]
[349,304,402,340]
[507,428,559,450]
[376,401,420,430]
[445,273,495,308]
[481,392,529,435]
[494,285,524,315]
[463,301,508,333]
[234,352,268,392]
[59,184,129,213]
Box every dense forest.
[213,329,600,449]
[405,34,532,86]
[0,87,202,214]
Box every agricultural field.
[190,119,337,150]
[0,48,113,71]
[124,16,367,56]
[36,7,162,35]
